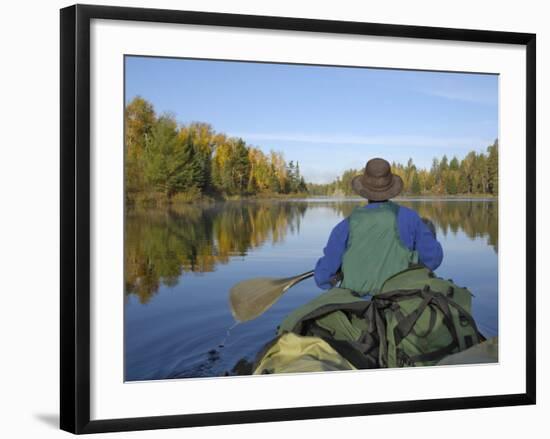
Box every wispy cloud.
[299,168,339,184]
[228,132,493,149]
[417,88,497,105]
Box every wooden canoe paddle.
[229,271,314,322]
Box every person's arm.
[414,213,443,271]
[314,218,349,289]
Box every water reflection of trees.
[401,200,498,253]
[125,202,307,303]
[321,199,498,253]
[125,199,497,304]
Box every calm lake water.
[124,198,498,381]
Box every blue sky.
[125,56,498,184]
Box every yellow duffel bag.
[253,333,356,374]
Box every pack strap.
[321,338,379,369]
[375,287,464,354]
[437,294,484,345]
[389,289,483,356]
[364,300,390,367]
[287,300,372,334]
[405,340,458,363]
[430,293,461,348]
[394,305,437,338]
[392,289,434,346]
[374,287,425,302]
[372,287,436,346]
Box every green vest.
[341,202,418,296]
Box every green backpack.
[274,267,484,369]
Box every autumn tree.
[230,139,251,195]
[487,140,498,195]
[411,172,421,194]
[125,96,156,195]
[144,115,200,198]
[178,122,216,192]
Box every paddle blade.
[229,277,291,323]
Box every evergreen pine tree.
[446,174,458,195]
[411,172,421,194]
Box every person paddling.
[315,158,443,295]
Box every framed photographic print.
[60,4,536,434]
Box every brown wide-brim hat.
[351,158,403,201]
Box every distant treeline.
[126,96,498,203]
[307,140,499,197]
[125,97,307,205]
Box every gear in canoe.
[252,266,493,374]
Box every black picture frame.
[60,3,536,434]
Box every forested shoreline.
[307,141,498,197]
[125,96,498,206]
[125,97,307,206]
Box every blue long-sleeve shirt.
[314,203,443,290]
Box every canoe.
[250,333,498,375]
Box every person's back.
[314,158,443,294]
[340,201,418,295]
